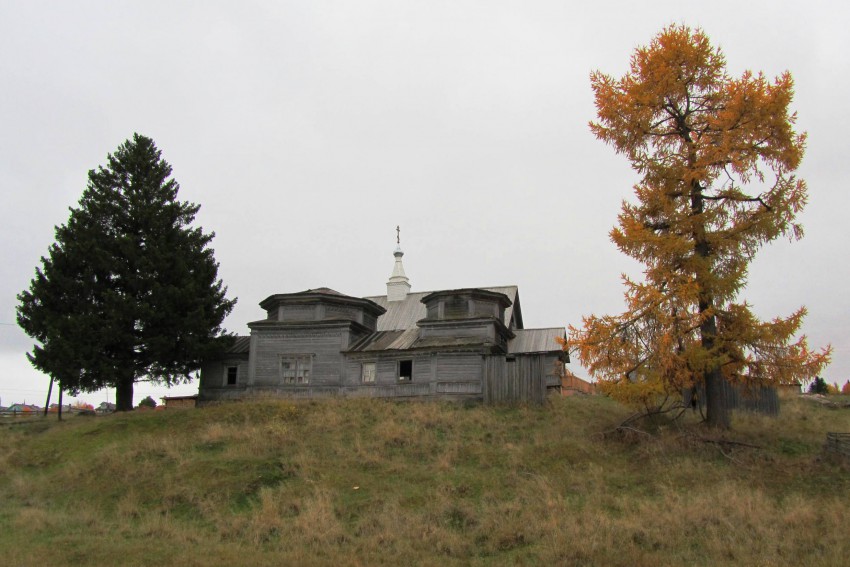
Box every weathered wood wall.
[685,381,780,416]
[483,355,546,405]
[250,328,348,387]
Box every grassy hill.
[1,395,848,566]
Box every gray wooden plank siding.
[199,356,248,389]
[483,355,546,405]
[199,286,564,405]
[435,354,483,383]
[342,383,432,398]
[344,360,364,385]
[436,381,481,394]
[413,356,432,381]
[279,305,315,321]
[376,359,400,383]
[251,330,345,386]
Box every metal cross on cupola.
[387,225,410,301]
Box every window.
[398,360,413,381]
[226,366,238,386]
[445,297,467,318]
[362,362,376,383]
[280,355,312,384]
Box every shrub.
[138,396,157,409]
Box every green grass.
[1,395,848,566]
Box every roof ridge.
[364,284,517,299]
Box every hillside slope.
[1,396,848,566]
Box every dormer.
[258,288,386,332]
[416,288,514,351]
[420,288,512,324]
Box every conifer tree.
[17,134,236,411]
[570,26,830,428]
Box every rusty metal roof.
[508,328,565,354]
[364,285,519,331]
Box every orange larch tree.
[570,25,830,428]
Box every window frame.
[279,354,313,385]
[361,362,377,383]
[398,359,413,382]
[225,365,238,386]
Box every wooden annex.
[199,242,568,404]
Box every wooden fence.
[825,433,850,459]
[483,355,546,405]
[685,381,780,416]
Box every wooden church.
[198,236,568,404]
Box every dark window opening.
[399,360,413,381]
[226,366,238,385]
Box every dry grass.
[1,395,848,565]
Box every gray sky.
[2,1,848,407]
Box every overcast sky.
[2,1,848,407]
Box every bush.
[808,377,829,395]
[138,396,157,409]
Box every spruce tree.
[17,134,236,410]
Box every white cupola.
[387,226,411,301]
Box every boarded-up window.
[445,297,467,319]
[226,366,238,386]
[398,360,413,381]
[362,362,376,383]
[474,300,495,318]
[280,355,312,384]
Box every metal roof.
[304,287,347,296]
[259,289,385,315]
[507,328,566,354]
[347,326,565,355]
[348,328,416,352]
[225,336,251,354]
[234,286,564,357]
[347,328,498,353]
[364,285,519,331]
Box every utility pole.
[44,377,54,417]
